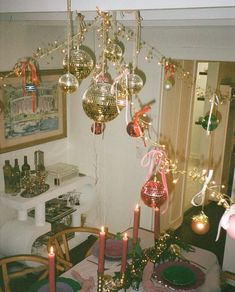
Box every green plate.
[27,276,81,291]
[161,264,196,286]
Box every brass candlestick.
[97,272,104,292]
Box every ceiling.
[0,0,235,27]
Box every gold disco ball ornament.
[63,48,94,80]
[127,73,144,95]
[191,211,210,235]
[82,82,119,123]
[104,42,123,63]
[58,72,79,94]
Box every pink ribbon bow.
[216,204,235,241]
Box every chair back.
[47,226,114,272]
[0,254,49,292]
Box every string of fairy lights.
[0,7,234,240]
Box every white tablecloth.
[62,244,221,291]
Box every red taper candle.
[48,246,55,292]
[121,233,128,274]
[133,204,140,245]
[98,226,106,273]
[154,207,160,240]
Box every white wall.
[0,20,235,233]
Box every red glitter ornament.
[91,122,106,135]
[126,121,142,137]
[141,180,167,208]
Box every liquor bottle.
[3,160,14,193]
[22,155,30,177]
[13,158,21,192]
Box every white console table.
[0,175,96,256]
[0,175,95,226]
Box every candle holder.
[97,272,104,292]
[102,273,126,291]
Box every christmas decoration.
[63,48,94,80]
[107,231,193,291]
[216,204,235,241]
[127,73,144,95]
[126,105,151,140]
[164,76,175,91]
[191,211,210,235]
[104,39,123,63]
[13,57,40,112]
[91,122,106,135]
[141,148,169,212]
[141,179,167,208]
[59,0,79,94]
[82,79,119,123]
[58,72,79,94]
[201,113,220,132]
[164,59,175,91]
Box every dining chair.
[0,254,50,292]
[47,226,114,272]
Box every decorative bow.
[216,204,235,241]
[191,169,213,207]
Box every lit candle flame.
[135,203,139,210]
[49,246,54,255]
[101,226,105,233]
[124,233,128,240]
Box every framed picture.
[0,69,67,153]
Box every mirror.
[184,61,235,212]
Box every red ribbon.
[132,105,151,145]
[164,63,175,79]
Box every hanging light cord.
[66,0,72,73]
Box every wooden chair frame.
[47,226,114,272]
[0,254,49,292]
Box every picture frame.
[0,69,67,153]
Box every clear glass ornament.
[82,82,119,123]
[58,72,79,94]
[164,77,175,91]
[63,48,94,80]
[127,73,144,95]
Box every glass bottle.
[13,158,21,192]
[3,160,14,193]
[34,150,45,172]
[22,155,30,177]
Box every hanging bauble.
[201,114,220,132]
[91,122,106,135]
[141,180,167,208]
[226,215,235,239]
[104,41,123,63]
[127,73,144,95]
[58,72,79,94]
[191,211,210,235]
[164,76,175,91]
[126,121,142,137]
[63,48,94,80]
[82,82,119,123]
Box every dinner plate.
[92,239,132,260]
[153,261,205,291]
[161,264,196,286]
[28,276,81,292]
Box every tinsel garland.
[110,230,194,291]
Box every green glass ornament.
[201,114,220,132]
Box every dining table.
[62,228,221,291]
